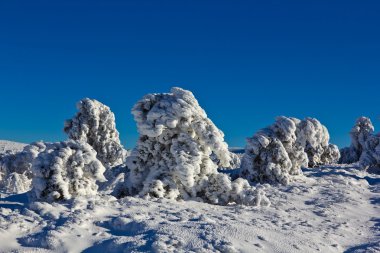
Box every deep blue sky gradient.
[0,0,379,148]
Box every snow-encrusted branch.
[64,98,124,167]
[117,87,269,206]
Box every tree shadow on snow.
[302,167,380,186]
[0,192,29,210]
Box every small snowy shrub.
[64,98,124,167]
[241,116,339,185]
[30,140,106,201]
[118,87,269,206]
[0,143,46,193]
[340,117,374,164]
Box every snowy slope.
[0,140,26,153]
[0,142,379,252]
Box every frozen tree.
[241,116,339,185]
[240,117,306,185]
[0,143,46,193]
[340,117,374,164]
[359,134,380,169]
[64,98,124,167]
[30,140,106,201]
[118,87,269,206]
[321,144,341,165]
[296,117,340,167]
[339,117,380,169]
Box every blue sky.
[0,0,379,148]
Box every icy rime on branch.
[241,116,340,185]
[30,140,106,201]
[64,98,124,167]
[119,87,269,206]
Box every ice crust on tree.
[30,140,106,201]
[64,98,124,167]
[119,87,269,206]
[241,116,340,185]
[340,117,375,164]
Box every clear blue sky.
[0,0,379,148]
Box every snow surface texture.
[29,140,106,201]
[64,98,125,167]
[241,117,340,185]
[120,87,267,206]
[0,142,379,253]
[339,117,380,170]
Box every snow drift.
[30,140,106,201]
[241,116,340,185]
[64,98,125,167]
[117,87,269,206]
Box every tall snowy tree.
[64,98,125,167]
[118,87,269,206]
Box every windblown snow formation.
[340,117,380,169]
[241,116,340,185]
[118,87,269,206]
[30,140,106,201]
[64,98,124,167]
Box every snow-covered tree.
[359,133,380,169]
[64,98,124,167]
[30,140,106,201]
[296,117,340,167]
[241,117,306,185]
[118,87,269,206]
[340,117,374,164]
[241,116,339,185]
[339,116,380,169]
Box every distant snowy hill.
[0,140,26,153]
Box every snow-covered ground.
[0,141,379,252]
